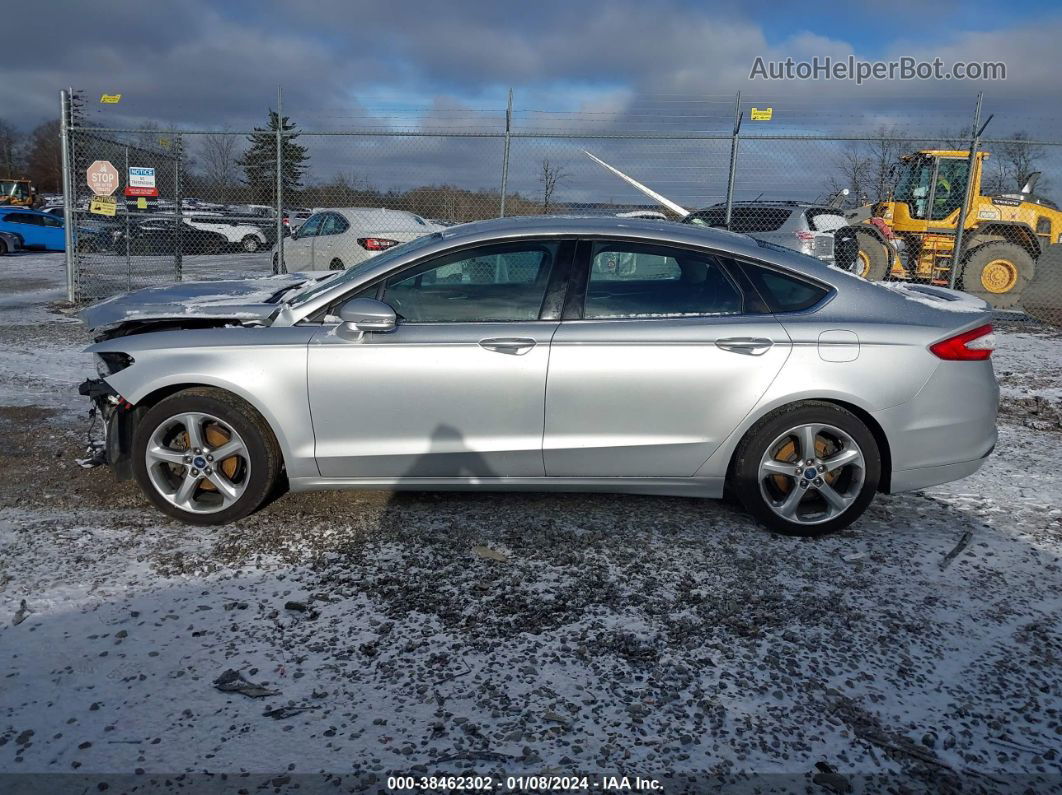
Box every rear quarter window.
[740,262,830,313]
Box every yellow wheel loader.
[840,150,1062,309]
[0,178,38,208]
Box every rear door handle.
[716,337,774,356]
[479,337,537,355]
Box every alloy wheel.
[144,411,251,514]
[758,423,865,526]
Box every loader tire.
[1021,244,1062,327]
[853,229,891,281]
[959,242,1035,310]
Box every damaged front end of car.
[78,372,141,479]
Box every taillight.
[358,237,399,251]
[929,324,995,361]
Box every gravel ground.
[0,253,1060,793]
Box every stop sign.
[86,160,120,196]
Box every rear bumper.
[872,359,998,493]
[889,447,993,494]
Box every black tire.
[329,258,345,271]
[272,253,279,270]
[0,238,7,255]
[959,242,1035,309]
[1022,244,1062,328]
[731,401,881,537]
[241,235,260,253]
[132,388,282,526]
[853,229,891,281]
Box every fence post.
[59,90,77,302]
[724,91,742,230]
[124,145,131,290]
[275,85,285,275]
[174,133,183,283]
[499,88,513,218]
[949,92,987,288]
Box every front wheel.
[329,258,345,270]
[0,238,7,255]
[132,388,282,525]
[853,229,891,281]
[732,402,881,536]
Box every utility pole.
[499,89,513,218]
[724,91,742,230]
[949,92,992,287]
[275,85,285,274]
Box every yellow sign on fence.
[89,196,117,217]
[750,107,773,121]
[100,94,122,104]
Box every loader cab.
[890,152,977,223]
[0,179,37,207]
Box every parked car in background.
[117,218,228,255]
[683,202,848,266]
[0,230,20,255]
[273,208,443,270]
[80,216,998,534]
[185,214,268,253]
[0,206,110,252]
[285,209,313,233]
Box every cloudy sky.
[5,0,1060,203]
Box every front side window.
[382,242,558,323]
[583,242,743,319]
[297,214,323,238]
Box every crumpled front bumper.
[78,377,139,480]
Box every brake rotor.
[178,423,240,491]
[769,435,841,494]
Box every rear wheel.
[241,235,261,253]
[959,242,1035,309]
[132,388,282,525]
[329,258,345,270]
[853,229,891,281]
[732,402,881,536]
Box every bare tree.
[827,146,873,206]
[25,120,62,193]
[539,158,568,214]
[982,132,1048,195]
[199,131,240,203]
[866,127,906,203]
[0,119,22,176]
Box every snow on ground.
[0,253,1060,792]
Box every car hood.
[79,274,312,332]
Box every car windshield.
[285,232,443,307]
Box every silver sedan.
[80,216,998,536]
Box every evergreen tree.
[237,110,308,205]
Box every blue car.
[0,207,109,252]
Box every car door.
[312,212,349,269]
[38,214,65,250]
[307,239,574,478]
[543,240,792,477]
[285,212,320,268]
[2,213,43,247]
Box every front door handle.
[716,337,774,356]
[479,337,537,355]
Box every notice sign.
[100,94,122,104]
[90,196,117,216]
[86,160,120,196]
[126,166,159,198]
[129,166,155,189]
[750,107,773,121]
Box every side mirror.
[337,297,397,333]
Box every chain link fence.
[56,91,1062,325]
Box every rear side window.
[583,242,743,319]
[685,207,792,233]
[741,262,829,313]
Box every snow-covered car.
[184,214,268,253]
[273,208,443,271]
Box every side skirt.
[286,476,725,499]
